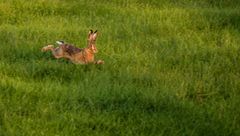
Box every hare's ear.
[88,29,93,39]
[92,30,98,40]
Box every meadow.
[0,0,240,135]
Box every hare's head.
[88,30,98,42]
[87,30,98,53]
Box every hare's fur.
[42,30,104,64]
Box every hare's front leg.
[95,60,104,64]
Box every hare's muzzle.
[91,45,98,53]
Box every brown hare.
[41,30,104,64]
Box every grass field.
[0,0,240,135]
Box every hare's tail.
[56,40,65,45]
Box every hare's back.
[61,44,83,55]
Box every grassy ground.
[0,0,240,135]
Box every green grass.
[0,0,240,135]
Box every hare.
[41,30,104,64]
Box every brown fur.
[41,30,104,64]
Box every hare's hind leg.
[41,45,54,52]
[52,47,64,59]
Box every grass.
[0,0,240,135]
